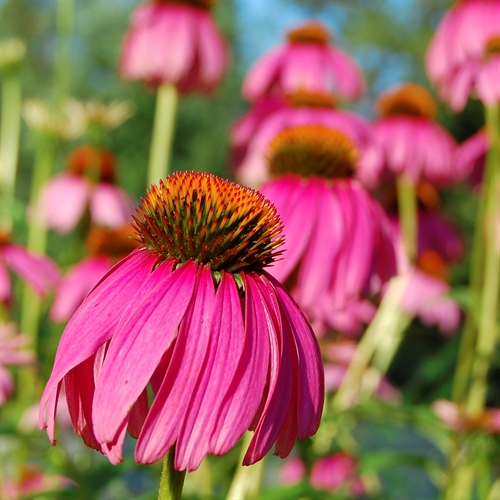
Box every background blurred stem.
[465,104,499,416]
[54,0,74,105]
[158,447,186,500]
[227,432,265,500]
[333,275,409,410]
[0,74,22,232]
[148,83,178,187]
[396,175,418,264]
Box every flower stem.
[148,83,178,188]
[53,0,74,105]
[465,104,500,416]
[0,74,22,232]
[158,447,186,500]
[227,432,265,500]
[396,175,418,264]
[333,275,410,410]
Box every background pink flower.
[120,0,229,93]
[38,145,134,233]
[369,83,458,187]
[426,0,500,110]
[0,324,35,406]
[0,231,59,305]
[242,20,365,103]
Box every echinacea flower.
[38,145,134,233]
[0,323,35,405]
[242,21,365,103]
[426,0,500,111]
[432,399,500,434]
[120,0,229,93]
[0,38,26,76]
[310,453,364,497]
[50,225,140,322]
[0,465,75,500]
[0,230,59,306]
[232,90,383,188]
[39,171,324,472]
[279,456,306,486]
[369,83,458,186]
[259,125,397,336]
[390,212,463,334]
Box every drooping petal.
[209,272,270,456]
[243,274,292,465]
[90,184,134,229]
[135,265,214,465]
[175,271,245,471]
[93,259,196,447]
[38,175,90,233]
[39,249,157,440]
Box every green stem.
[0,75,22,232]
[19,140,57,344]
[147,83,178,188]
[54,0,74,105]
[396,175,418,264]
[465,104,500,416]
[226,432,265,500]
[333,275,410,410]
[158,447,186,500]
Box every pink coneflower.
[50,225,141,322]
[0,324,35,406]
[432,399,500,434]
[310,453,364,497]
[38,145,134,234]
[390,212,463,334]
[0,465,75,500]
[0,231,59,306]
[242,21,365,103]
[279,456,306,486]
[426,0,500,111]
[259,125,397,336]
[370,83,458,186]
[232,90,383,188]
[120,0,229,93]
[39,172,324,472]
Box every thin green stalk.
[54,0,74,105]
[158,447,186,500]
[148,83,178,187]
[227,432,265,500]
[0,74,22,232]
[333,275,410,410]
[396,175,418,264]
[19,139,57,344]
[465,104,500,416]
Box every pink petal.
[134,265,214,466]
[175,271,245,471]
[90,184,134,229]
[39,175,90,233]
[93,259,196,449]
[39,249,157,441]
[0,258,12,303]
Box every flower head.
[368,83,457,186]
[120,0,229,93]
[39,171,324,472]
[38,145,134,233]
[260,126,397,335]
[426,0,500,110]
[0,38,26,76]
[232,91,383,188]
[242,21,365,103]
